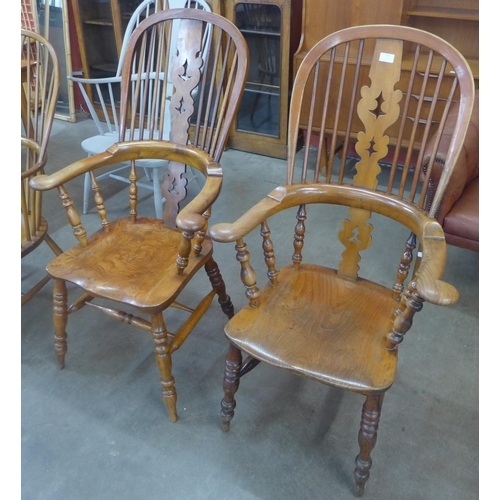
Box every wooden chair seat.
[225,264,398,392]
[47,217,213,310]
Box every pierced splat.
[162,18,204,225]
[372,92,387,118]
[338,39,403,279]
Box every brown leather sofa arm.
[422,91,479,226]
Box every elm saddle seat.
[423,91,479,251]
[208,25,475,497]
[29,9,249,423]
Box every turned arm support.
[209,183,458,306]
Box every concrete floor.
[21,114,479,499]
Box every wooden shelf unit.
[70,0,144,79]
[293,0,479,151]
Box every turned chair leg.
[53,279,68,370]
[354,393,385,497]
[151,313,178,422]
[221,343,242,432]
[205,257,234,320]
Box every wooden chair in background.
[29,9,249,422]
[21,29,63,306]
[208,25,475,496]
[70,0,212,218]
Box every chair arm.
[21,138,46,180]
[413,221,459,306]
[176,165,223,233]
[209,184,441,243]
[30,141,219,191]
[209,184,459,307]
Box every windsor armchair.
[70,0,212,218]
[21,29,63,305]
[208,25,475,496]
[30,9,249,422]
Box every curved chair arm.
[176,164,223,232]
[413,221,459,306]
[21,137,46,180]
[30,141,222,216]
[30,141,217,188]
[209,184,436,242]
[209,184,459,306]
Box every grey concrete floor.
[21,113,479,499]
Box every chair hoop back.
[288,24,475,219]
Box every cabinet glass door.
[234,2,282,138]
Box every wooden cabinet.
[293,0,479,149]
[295,0,478,81]
[404,0,479,79]
[218,0,303,159]
[70,0,144,79]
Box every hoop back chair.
[70,0,212,218]
[21,29,63,305]
[208,25,475,496]
[30,9,249,422]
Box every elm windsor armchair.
[70,0,212,218]
[208,25,475,496]
[21,29,63,305]
[29,9,249,422]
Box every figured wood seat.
[209,24,475,497]
[48,216,213,310]
[29,9,249,422]
[21,29,63,305]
